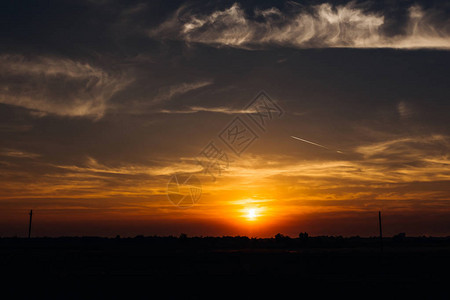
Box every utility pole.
[378,211,383,253]
[28,210,33,239]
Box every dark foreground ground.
[1,236,449,299]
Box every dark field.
[1,236,449,299]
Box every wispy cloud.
[151,3,450,49]
[54,156,200,177]
[153,80,213,103]
[355,135,449,160]
[0,149,40,159]
[159,106,255,114]
[0,55,132,119]
[397,101,414,119]
[0,156,201,201]
[1,136,449,218]
[221,135,448,187]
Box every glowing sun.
[247,208,258,221]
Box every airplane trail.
[291,136,343,154]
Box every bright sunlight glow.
[247,208,257,221]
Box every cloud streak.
[153,80,213,103]
[0,55,132,119]
[159,106,256,114]
[151,3,450,49]
[0,149,40,159]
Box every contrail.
[291,136,343,154]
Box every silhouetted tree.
[298,232,308,240]
[393,232,406,242]
[275,233,285,241]
[298,232,309,246]
[274,233,292,247]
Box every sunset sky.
[1,0,449,237]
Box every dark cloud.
[151,1,450,49]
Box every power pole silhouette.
[28,210,33,238]
[378,211,383,253]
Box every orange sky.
[1,133,449,237]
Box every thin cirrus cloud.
[0,156,197,201]
[159,106,256,114]
[152,80,213,104]
[216,134,450,184]
[151,2,450,49]
[397,101,414,119]
[355,135,450,160]
[54,156,200,177]
[0,55,132,119]
[0,148,40,159]
[1,136,448,217]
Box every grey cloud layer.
[151,2,450,49]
